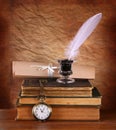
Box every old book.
[16,104,100,121]
[18,87,101,105]
[21,78,93,97]
[21,78,93,91]
[21,90,92,97]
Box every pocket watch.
[32,79,52,121]
[32,102,52,121]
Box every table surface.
[0,109,116,130]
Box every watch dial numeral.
[35,113,38,117]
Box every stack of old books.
[16,77,102,120]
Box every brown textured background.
[0,0,116,109]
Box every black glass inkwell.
[56,59,75,84]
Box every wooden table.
[0,109,116,130]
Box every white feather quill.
[65,13,102,60]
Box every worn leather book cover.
[21,78,93,97]
[16,104,100,121]
[21,78,93,90]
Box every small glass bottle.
[56,59,75,84]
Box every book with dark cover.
[22,78,93,90]
[20,78,93,97]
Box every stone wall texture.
[0,0,116,109]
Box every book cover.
[16,104,100,121]
[20,78,93,97]
[21,78,93,91]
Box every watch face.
[32,103,52,121]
